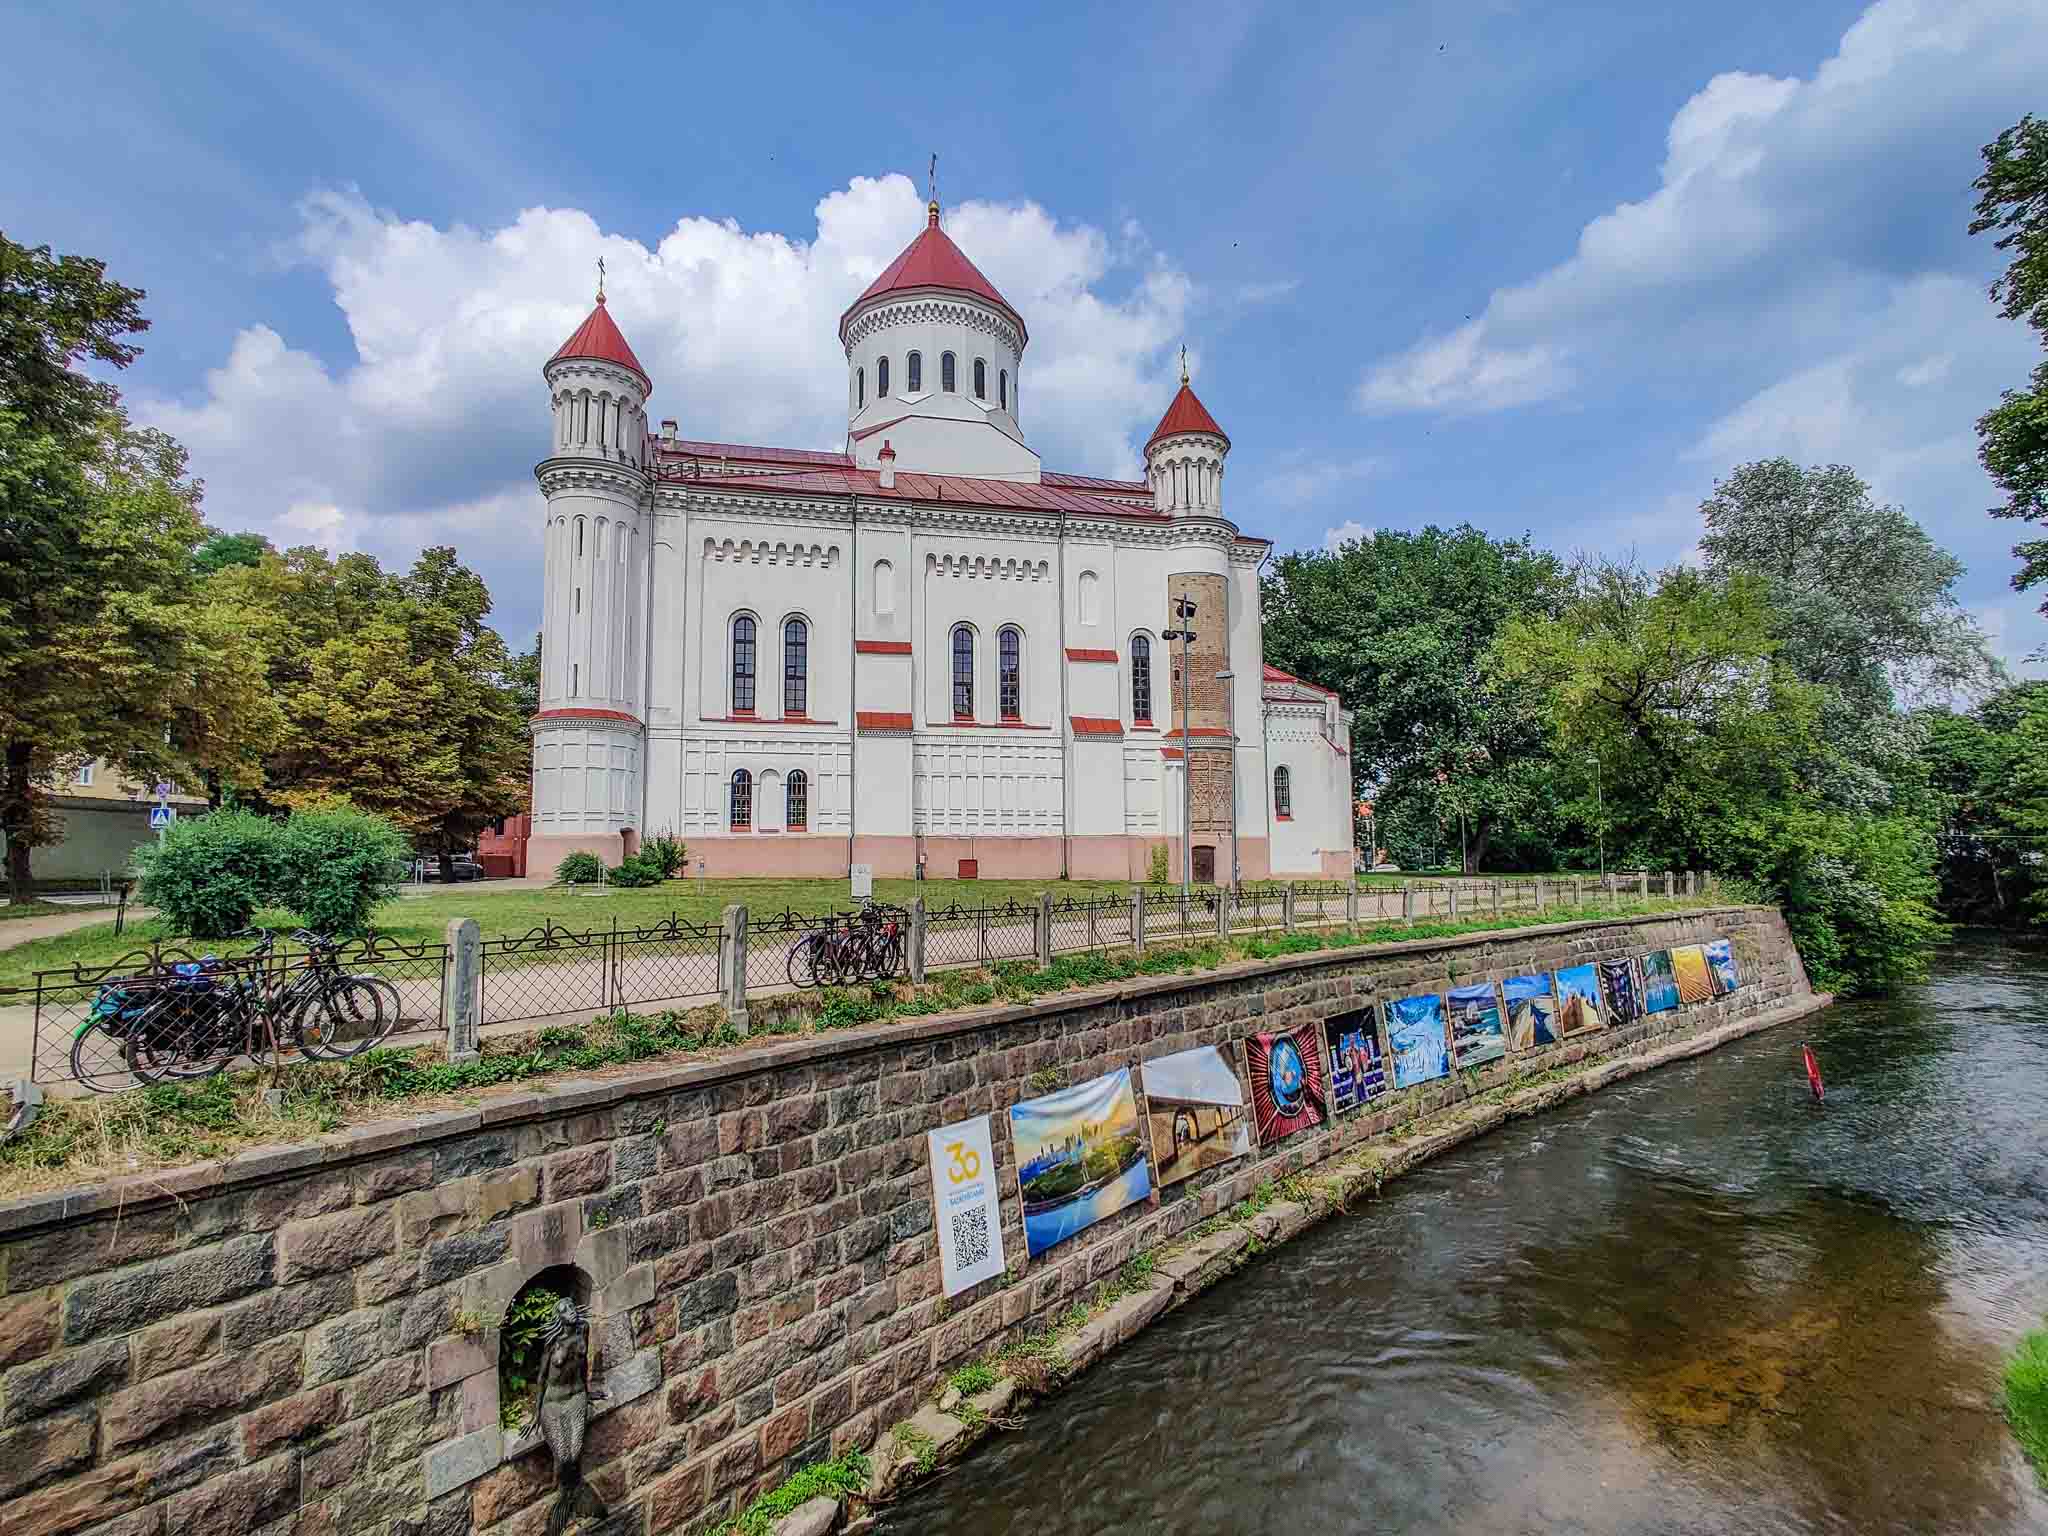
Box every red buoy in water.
[1802,1042,1825,1103]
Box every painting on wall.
[1704,937,1740,995]
[1599,958,1646,1024]
[1503,973,1558,1049]
[1010,1067,1152,1259]
[1386,992,1452,1089]
[1640,950,1680,1014]
[1553,963,1607,1036]
[1671,944,1714,1005]
[1323,1009,1388,1114]
[1447,982,1508,1067]
[1142,1044,1251,1188]
[1246,1028,1329,1147]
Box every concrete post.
[1534,876,1546,912]
[909,897,927,984]
[719,905,749,1035]
[1491,880,1501,919]
[1573,876,1583,907]
[1216,887,1230,940]
[1449,883,1460,919]
[1685,870,1697,898]
[1402,881,1414,926]
[1130,890,1146,955]
[1638,871,1648,900]
[443,918,480,1064]
[1283,886,1297,932]
[1345,884,1360,928]
[1036,892,1053,968]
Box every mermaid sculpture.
[533,1298,609,1536]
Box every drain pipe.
[1056,505,1070,880]
[847,493,859,876]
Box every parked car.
[412,855,486,882]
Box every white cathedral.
[528,193,1355,883]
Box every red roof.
[657,438,849,469]
[1263,663,1337,701]
[661,463,1175,522]
[549,297,649,387]
[856,711,913,733]
[1146,381,1227,452]
[1069,716,1124,737]
[841,204,1026,344]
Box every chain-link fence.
[477,917,724,1026]
[924,899,1040,970]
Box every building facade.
[529,197,1354,882]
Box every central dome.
[839,202,1027,346]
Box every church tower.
[530,269,653,870]
[1144,351,1229,518]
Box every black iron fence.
[477,917,724,1026]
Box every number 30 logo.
[944,1141,982,1183]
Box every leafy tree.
[0,235,147,440]
[1698,458,1993,708]
[507,633,542,721]
[1971,115,2048,611]
[132,805,282,939]
[1262,525,1570,871]
[193,530,270,575]
[1919,683,2048,923]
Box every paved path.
[0,905,143,952]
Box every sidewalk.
[0,905,140,952]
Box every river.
[886,937,2048,1535]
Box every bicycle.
[785,901,905,988]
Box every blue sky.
[6,0,2043,670]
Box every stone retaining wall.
[0,906,1813,1536]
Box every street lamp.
[1217,668,1238,891]
[1588,753,1604,883]
[1162,593,1199,896]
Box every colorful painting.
[1599,958,1646,1024]
[1010,1067,1151,1259]
[1246,1028,1328,1146]
[1640,950,1680,1014]
[1671,944,1713,1004]
[1704,937,1740,995]
[1503,973,1558,1049]
[1553,963,1607,1035]
[1447,982,1508,1067]
[1323,1009,1388,1114]
[1142,1044,1251,1187]
[1386,993,1451,1089]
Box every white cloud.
[142,174,1194,635]
[1323,519,1370,551]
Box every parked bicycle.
[77,928,404,1089]
[786,901,906,988]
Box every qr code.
[950,1205,991,1268]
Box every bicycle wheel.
[69,1023,136,1093]
[787,932,824,989]
[298,977,401,1058]
[875,932,904,980]
[125,992,240,1085]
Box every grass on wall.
[0,895,1714,1196]
[2008,1323,2048,1484]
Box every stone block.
[0,1404,94,1499]
[220,1273,352,1352]
[62,1233,274,1345]
[477,1166,541,1223]
[162,1451,298,1536]
[99,1336,300,1456]
[239,1382,344,1460]
[508,1200,581,1275]
[424,1425,502,1500]
[7,1449,155,1536]
[601,1346,662,1410]
[773,1495,840,1536]
[1,1337,130,1425]
[241,1174,352,1230]
[676,1271,740,1331]
[426,1329,497,1391]
[470,1443,553,1528]
[644,1459,711,1531]
[355,1153,436,1203]
[544,1144,613,1202]
[0,1288,61,1371]
[575,1223,635,1290]
[304,1306,391,1387]
[279,1205,396,1283]
[422,1223,512,1288]
[396,1181,478,1252]
[131,1311,223,1380]
[1,1208,183,1293]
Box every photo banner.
[1323,1009,1388,1114]
[1142,1044,1252,1188]
[1247,1028,1328,1146]
[928,1114,1006,1296]
[1387,993,1451,1089]
[1010,1068,1151,1259]
[1503,973,1558,1050]
[1447,982,1508,1067]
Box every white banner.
[928,1114,1006,1296]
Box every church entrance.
[1192,846,1216,884]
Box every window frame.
[1273,766,1292,820]
[941,352,956,392]
[999,369,1008,411]
[906,350,922,393]
[973,358,987,400]
[731,613,758,715]
[877,355,890,398]
[856,366,864,409]
[787,769,808,830]
[730,768,753,830]
[951,624,976,720]
[1130,633,1153,724]
[782,616,809,717]
[998,626,1022,722]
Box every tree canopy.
[1972,114,2048,609]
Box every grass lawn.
[0,877,1139,988]
[0,901,70,923]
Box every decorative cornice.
[841,296,1024,359]
[536,459,653,500]
[531,708,643,736]
[701,535,840,568]
[925,552,1050,582]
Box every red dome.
[841,203,1027,344]
[549,296,649,388]
[1146,380,1227,452]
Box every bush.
[607,854,663,888]
[1147,844,1170,885]
[274,807,407,936]
[643,834,687,879]
[555,851,604,885]
[134,806,282,939]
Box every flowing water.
[887,937,2048,1535]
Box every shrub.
[555,851,604,885]
[274,807,407,936]
[607,854,663,888]
[643,834,687,879]
[1147,844,1170,885]
[133,806,282,938]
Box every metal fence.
[477,916,725,1025]
[925,900,1040,969]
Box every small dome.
[1146,380,1227,453]
[840,202,1027,346]
[548,296,650,390]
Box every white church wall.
[917,538,1056,725]
[691,526,847,723]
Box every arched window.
[856,367,864,409]
[873,558,895,616]
[783,617,808,716]
[1078,569,1100,625]
[998,627,1022,721]
[941,352,956,392]
[951,625,975,719]
[787,770,808,830]
[877,356,890,397]
[999,370,1008,411]
[973,359,987,400]
[575,517,585,558]
[730,769,752,829]
[1273,767,1292,819]
[732,615,757,714]
[906,351,922,393]
[1131,634,1153,723]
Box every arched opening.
[951,625,975,719]
[856,366,865,409]
[999,369,1008,411]
[783,616,808,716]
[1078,569,1100,625]
[730,769,753,829]
[787,769,809,830]
[973,358,987,400]
[731,614,757,714]
[1131,634,1153,723]
[941,352,956,392]
[498,1264,588,1436]
[906,351,922,393]
[877,356,890,398]
[1273,766,1292,819]
[998,626,1022,722]
[873,558,895,616]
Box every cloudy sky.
[6,0,2043,666]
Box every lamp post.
[1216,668,1239,891]
[1162,593,1199,897]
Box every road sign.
[153,781,173,802]
[148,806,175,830]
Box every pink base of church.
[523,832,1346,883]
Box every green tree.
[0,236,147,439]
[507,632,542,720]
[193,530,270,575]
[1262,525,1569,872]
[1698,458,1993,708]
[1971,114,2048,611]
